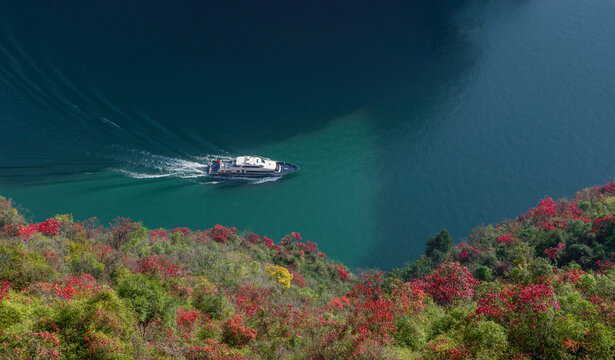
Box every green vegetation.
[2,182,615,359]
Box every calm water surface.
[1,0,615,269]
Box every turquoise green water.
[2,0,615,269]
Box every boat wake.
[112,151,209,179]
[113,151,281,184]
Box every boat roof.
[236,156,264,166]
[236,156,277,170]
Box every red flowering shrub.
[594,260,615,273]
[0,329,60,360]
[457,242,481,262]
[529,197,557,220]
[208,224,237,244]
[245,233,260,244]
[544,242,566,260]
[591,214,615,234]
[233,285,271,318]
[561,269,584,284]
[85,331,120,356]
[91,309,122,336]
[149,229,170,242]
[1,223,21,237]
[135,256,186,278]
[33,274,101,299]
[37,219,60,237]
[589,296,615,326]
[497,233,514,245]
[474,280,560,322]
[0,281,11,302]
[172,227,191,236]
[556,201,590,222]
[595,182,615,196]
[333,265,349,281]
[188,230,210,243]
[221,314,257,347]
[473,279,561,356]
[326,295,350,311]
[389,280,426,316]
[522,197,590,231]
[43,249,60,270]
[346,273,395,347]
[291,271,306,287]
[263,236,281,251]
[424,337,470,360]
[95,244,114,264]
[169,283,193,299]
[18,224,38,241]
[176,308,203,336]
[424,261,479,306]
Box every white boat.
[208,156,299,178]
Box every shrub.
[208,225,237,244]
[38,290,138,359]
[462,320,509,359]
[394,316,426,350]
[192,281,230,320]
[264,265,293,289]
[109,217,143,249]
[390,255,434,281]
[474,280,562,357]
[0,281,11,302]
[185,339,246,360]
[37,219,61,237]
[0,299,22,328]
[221,314,257,348]
[135,256,186,279]
[0,196,25,228]
[0,243,57,289]
[346,273,395,346]
[425,230,453,263]
[0,328,60,360]
[115,272,175,330]
[424,261,480,306]
[474,265,494,281]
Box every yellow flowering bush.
[265,265,293,289]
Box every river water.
[1,0,615,269]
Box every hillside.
[1,182,615,359]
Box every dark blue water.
[1,0,615,269]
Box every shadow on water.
[361,0,485,269]
[0,0,483,181]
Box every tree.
[426,230,453,263]
[425,261,479,306]
[115,273,175,335]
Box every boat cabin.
[235,156,277,170]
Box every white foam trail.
[250,177,282,184]
[116,169,173,179]
[114,151,282,185]
[113,151,210,180]
[102,117,121,128]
